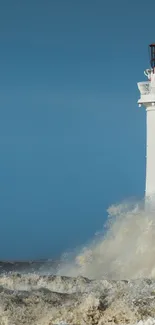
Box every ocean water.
[1,200,155,324]
[58,200,155,280]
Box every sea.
[1,200,155,324]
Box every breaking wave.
[58,199,155,280]
[1,200,155,324]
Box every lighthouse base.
[145,194,155,212]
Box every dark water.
[0,260,60,274]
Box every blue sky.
[0,0,154,260]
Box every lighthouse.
[138,44,155,206]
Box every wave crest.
[58,200,155,280]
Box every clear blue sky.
[0,0,154,260]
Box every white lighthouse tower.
[138,44,155,206]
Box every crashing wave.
[1,201,155,324]
[0,273,154,324]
